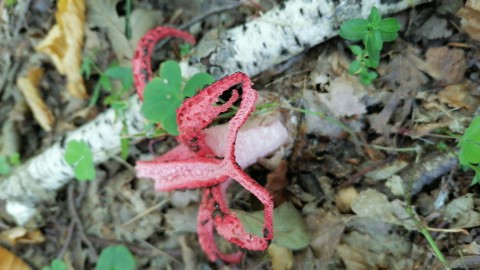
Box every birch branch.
[0,0,431,226]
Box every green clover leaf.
[65,140,95,181]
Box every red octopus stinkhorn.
[133,27,275,264]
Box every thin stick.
[67,184,98,260]
[121,199,169,227]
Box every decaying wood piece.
[0,0,431,226]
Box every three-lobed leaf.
[141,61,215,136]
[64,140,95,181]
[95,245,135,270]
[183,73,215,97]
[159,60,182,91]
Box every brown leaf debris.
[16,68,55,131]
[457,0,480,42]
[35,0,87,99]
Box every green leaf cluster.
[0,153,20,176]
[234,202,310,250]
[141,60,215,135]
[459,116,480,185]
[42,245,135,270]
[81,56,133,159]
[64,140,95,181]
[96,245,136,270]
[339,7,400,85]
[42,259,68,270]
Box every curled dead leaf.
[0,246,31,270]
[35,0,87,99]
[0,227,45,245]
[335,187,358,213]
[16,68,55,131]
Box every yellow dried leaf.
[0,246,32,270]
[36,0,87,99]
[17,68,55,131]
[0,227,45,246]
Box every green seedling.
[42,259,68,270]
[339,6,400,85]
[64,140,95,181]
[42,245,135,270]
[458,116,480,185]
[141,60,215,135]
[81,55,133,159]
[96,245,136,270]
[0,153,21,175]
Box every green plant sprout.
[42,245,135,270]
[458,115,480,185]
[339,6,401,85]
[81,55,133,159]
[141,60,215,135]
[42,259,68,270]
[404,189,451,270]
[95,245,136,270]
[64,140,95,181]
[0,152,20,175]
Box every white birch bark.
[1,0,431,226]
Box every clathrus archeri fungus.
[134,27,275,263]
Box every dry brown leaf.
[0,246,32,270]
[268,244,293,270]
[35,0,87,99]
[444,193,480,228]
[351,189,416,230]
[87,0,164,63]
[16,68,55,131]
[373,47,429,133]
[425,46,467,85]
[413,15,452,40]
[464,241,480,255]
[381,47,429,91]
[457,0,480,42]
[438,83,476,109]
[306,209,345,261]
[265,160,289,206]
[320,76,367,118]
[0,227,45,245]
[336,244,370,270]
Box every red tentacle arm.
[133,25,275,263]
[132,26,196,100]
